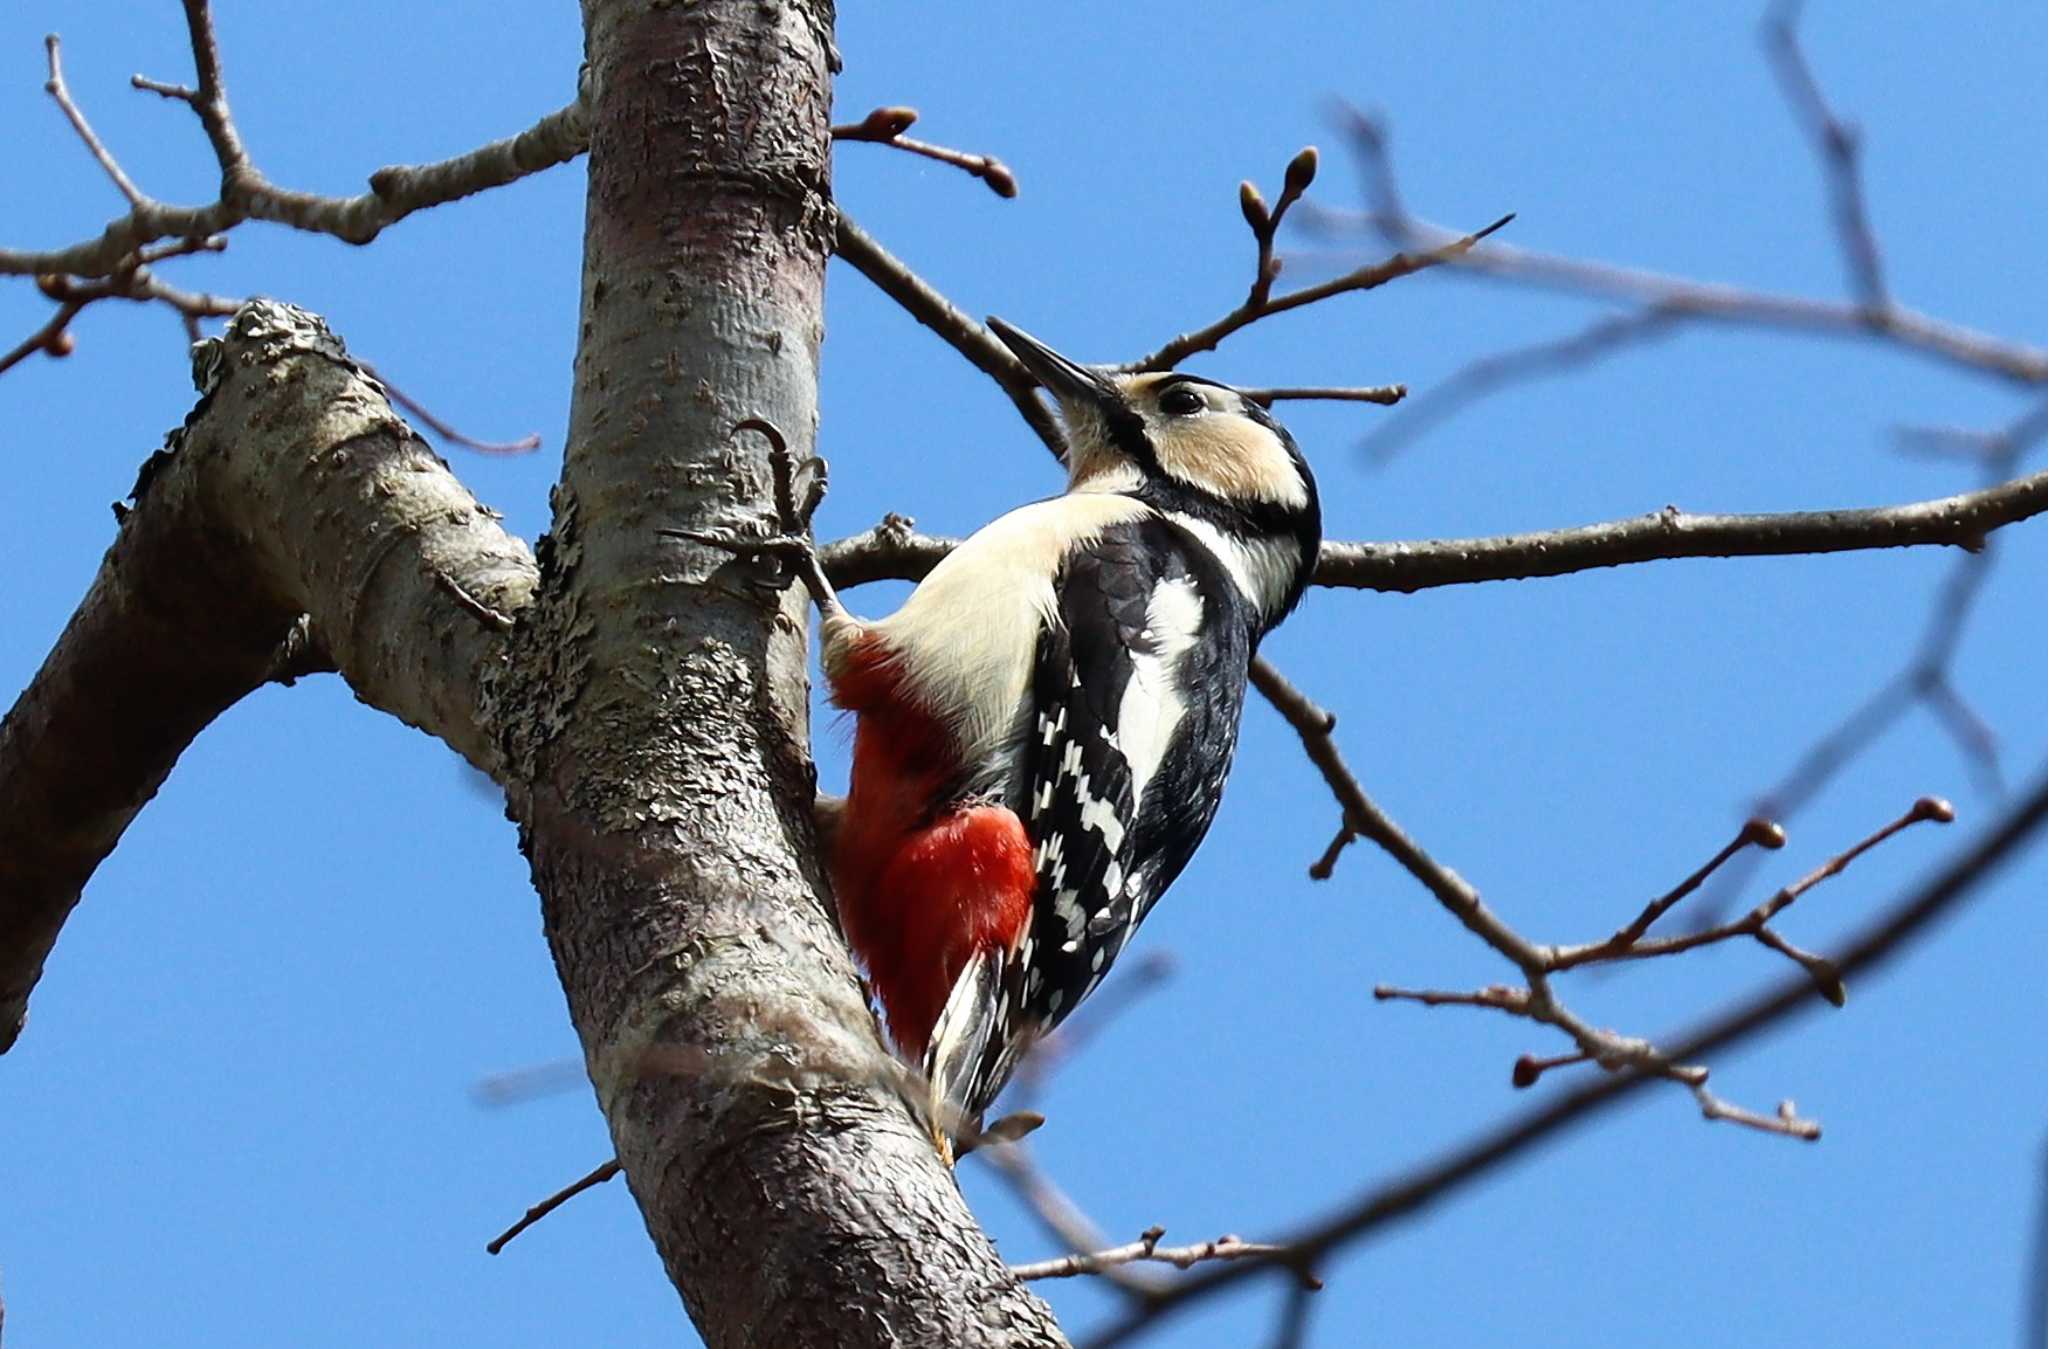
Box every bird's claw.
[671,527,817,592]
[735,417,830,535]
[660,420,843,615]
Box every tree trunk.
[0,2,1068,1343]
[490,2,1067,1343]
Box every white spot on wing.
[1117,577,1203,808]
[1078,793,1125,854]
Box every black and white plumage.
[816,319,1320,1152]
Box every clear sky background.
[4,4,2046,1346]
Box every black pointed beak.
[987,318,1118,406]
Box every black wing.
[953,516,1256,1118]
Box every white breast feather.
[1116,576,1203,810]
[874,494,1152,762]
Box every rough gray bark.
[0,2,1067,1344]
[0,308,532,1047]
[481,4,1062,1341]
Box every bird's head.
[989,317,1321,621]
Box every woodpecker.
[699,322,1320,1156]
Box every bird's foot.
[662,419,841,614]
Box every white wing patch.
[1116,576,1205,810]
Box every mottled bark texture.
[0,304,532,1048]
[478,3,1063,1342]
[0,2,1068,1343]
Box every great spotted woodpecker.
[693,321,1320,1156]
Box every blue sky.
[5,4,2047,1346]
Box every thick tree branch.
[497,4,1065,1343]
[0,301,535,1052]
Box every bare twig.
[1271,1279,1319,1349]
[1244,384,1406,407]
[0,297,86,375]
[1692,1087,1821,1140]
[44,35,145,207]
[1326,112,2048,387]
[980,1143,1167,1299]
[1009,1225,1295,1283]
[3,258,240,376]
[832,215,1067,460]
[1611,818,1788,948]
[1360,307,1680,461]
[1528,798,1951,1009]
[1127,212,1514,373]
[1237,147,1321,311]
[486,1158,622,1255]
[1253,656,1890,1126]
[1082,754,2048,1347]
[831,106,1017,198]
[355,359,543,456]
[5,22,588,278]
[1762,0,1887,306]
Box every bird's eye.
[1159,386,1205,417]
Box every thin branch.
[44,35,145,207]
[831,106,1016,198]
[163,0,248,173]
[1692,414,2045,929]
[1541,799,1951,994]
[1250,659,1546,967]
[1244,384,1406,407]
[3,259,240,377]
[821,464,2048,600]
[1009,1225,1295,1283]
[0,297,86,375]
[1360,307,1680,462]
[354,359,542,456]
[1328,113,2048,387]
[1253,654,1884,1130]
[1692,1085,1821,1140]
[1237,146,1321,311]
[1270,1279,1319,1349]
[1612,818,1788,948]
[485,1158,622,1255]
[832,214,1067,460]
[818,514,955,589]
[1081,754,2048,1346]
[980,1143,1168,1299]
[5,44,587,277]
[1127,213,1515,373]
[1312,469,2048,592]
[1761,0,1887,306]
